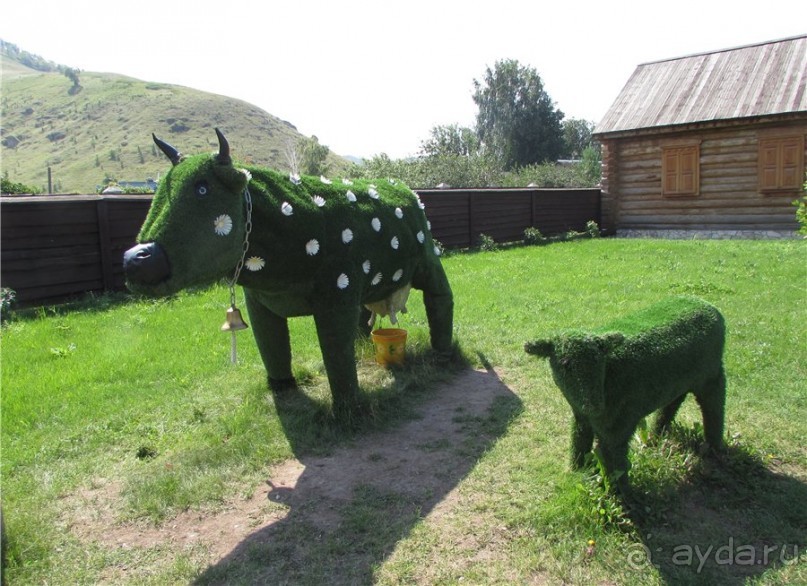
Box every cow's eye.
[195,180,209,197]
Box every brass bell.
[221,305,249,332]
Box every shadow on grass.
[624,431,807,585]
[193,349,523,585]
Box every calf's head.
[124,129,250,296]
[526,332,624,416]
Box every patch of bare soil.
[66,367,522,580]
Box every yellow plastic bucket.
[371,328,407,366]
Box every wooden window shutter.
[759,135,805,192]
[780,137,802,188]
[662,143,700,197]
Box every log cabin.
[593,35,806,238]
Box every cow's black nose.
[123,242,171,286]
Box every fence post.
[96,198,115,291]
[468,192,476,247]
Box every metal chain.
[227,186,253,306]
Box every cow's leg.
[570,411,594,469]
[694,367,726,450]
[414,263,454,352]
[357,306,373,338]
[244,290,295,390]
[654,394,687,436]
[313,305,362,420]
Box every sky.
[2,1,805,159]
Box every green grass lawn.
[2,238,805,584]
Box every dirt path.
[69,367,521,582]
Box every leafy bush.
[1,287,16,322]
[586,220,601,238]
[795,196,807,237]
[794,174,807,237]
[523,227,545,245]
[478,233,499,251]
[355,153,600,190]
[1,177,41,195]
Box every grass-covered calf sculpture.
[525,296,726,489]
[124,129,453,420]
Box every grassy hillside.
[1,54,349,193]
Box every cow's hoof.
[269,377,298,393]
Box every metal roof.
[594,35,807,136]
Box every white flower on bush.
[213,214,233,236]
[245,256,265,271]
[306,239,320,255]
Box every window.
[758,135,804,193]
[662,143,700,197]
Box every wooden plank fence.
[1,188,600,306]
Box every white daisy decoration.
[342,178,353,186]
[245,256,265,271]
[434,245,442,256]
[388,178,397,185]
[427,220,432,230]
[346,190,357,203]
[390,236,399,250]
[371,217,381,232]
[213,214,233,236]
[281,201,294,216]
[371,272,382,285]
[337,273,350,289]
[392,269,403,282]
[240,169,253,181]
[289,173,301,185]
[311,195,326,207]
[362,260,371,274]
[306,239,320,256]
[419,200,426,210]
[341,228,353,244]
[368,187,379,199]
[395,207,403,219]
[320,175,332,185]
[417,230,425,243]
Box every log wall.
[599,121,805,233]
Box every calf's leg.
[694,367,726,449]
[570,411,594,469]
[654,394,687,436]
[598,428,633,491]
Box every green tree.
[1,176,41,194]
[299,135,330,176]
[562,118,596,158]
[64,67,82,94]
[472,59,565,170]
[419,124,479,158]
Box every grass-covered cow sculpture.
[124,129,453,420]
[525,296,726,490]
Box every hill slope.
[1,54,349,193]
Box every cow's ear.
[599,332,625,352]
[525,339,553,357]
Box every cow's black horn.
[153,134,182,166]
[215,128,231,165]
